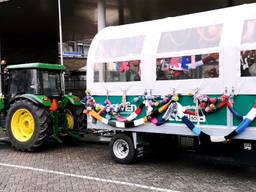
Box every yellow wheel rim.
[11,109,35,142]
[65,110,74,129]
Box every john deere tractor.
[0,63,86,151]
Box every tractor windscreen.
[8,69,62,97]
[39,70,62,97]
[8,69,38,97]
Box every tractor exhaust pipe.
[0,59,6,97]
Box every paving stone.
[0,141,255,191]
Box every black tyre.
[6,100,51,151]
[109,133,136,164]
[64,104,86,131]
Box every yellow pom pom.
[172,94,179,102]
[95,104,103,111]
[209,104,215,109]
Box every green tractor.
[0,63,86,151]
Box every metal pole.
[0,38,2,96]
[58,0,63,65]
[57,0,65,94]
[0,38,1,61]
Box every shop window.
[157,24,222,53]
[156,53,219,80]
[94,60,141,82]
[240,19,256,77]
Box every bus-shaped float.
[85,3,256,164]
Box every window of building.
[94,60,141,82]
[240,19,256,77]
[65,71,86,97]
[156,53,219,80]
[62,41,89,58]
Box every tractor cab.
[6,63,64,100]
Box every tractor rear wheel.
[64,104,86,131]
[6,100,51,151]
[61,105,86,144]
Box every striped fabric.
[89,110,147,128]
[88,101,172,128]
[225,104,256,140]
[116,103,145,122]
[86,95,256,142]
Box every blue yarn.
[236,118,252,134]
[182,116,202,136]
[228,106,243,120]
[156,118,168,126]
[192,127,201,136]
[181,116,194,130]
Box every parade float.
[85,3,256,163]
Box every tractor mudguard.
[0,96,4,111]
[63,95,81,107]
[11,94,52,107]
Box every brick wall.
[63,58,87,71]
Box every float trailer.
[86,3,256,164]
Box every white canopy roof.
[87,3,256,96]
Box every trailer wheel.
[6,100,51,151]
[110,133,136,164]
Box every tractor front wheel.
[6,100,50,151]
